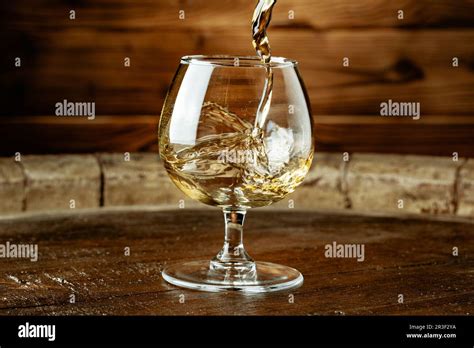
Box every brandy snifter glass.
[159,56,314,293]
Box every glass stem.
[211,208,254,271]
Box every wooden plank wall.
[0,0,473,155]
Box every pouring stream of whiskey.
[252,0,277,131]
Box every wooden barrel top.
[0,208,472,315]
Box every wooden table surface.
[0,208,472,315]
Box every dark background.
[0,0,473,155]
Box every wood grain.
[0,116,158,154]
[0,208,472,315]
[314,116,474,156]
[3,0,474,30]
[1,0,473,155]
[2,29,473,116]
[1,115,473,157]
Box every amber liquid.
[162,102,312,208]
[252,0,276,129]
[161,0,311,208]
[252,0,276,64]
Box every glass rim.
[180,55,298,68]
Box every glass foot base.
[162,260,303,293]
